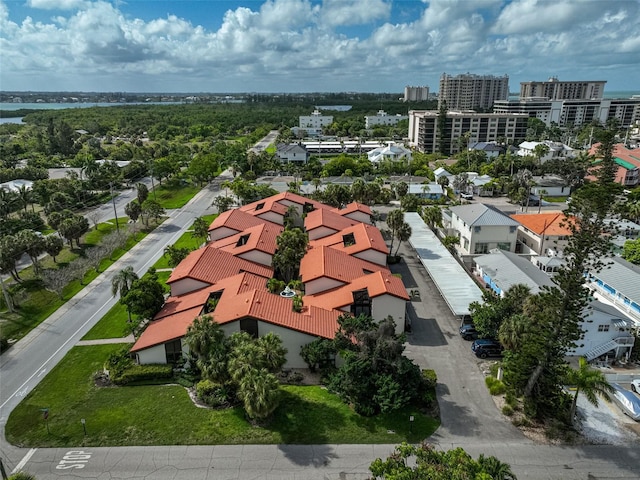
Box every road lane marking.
[12,448,37,474]
[0,203,203,411]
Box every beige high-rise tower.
[438,73,509,110]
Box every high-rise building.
[519,77,606,100]
[438,73,509,110]
[408,110,528,154]
[493,98,640,128]
[403,85,430,102]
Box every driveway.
[390,235,525,444]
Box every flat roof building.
[408,110,528,154]
[438,73,509,110]
[519,77,606,100]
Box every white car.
[632,379,640,394]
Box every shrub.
[112,364,173,385]
[0,337,9,354]
[502,404,514,416]
[485,376,506,396]
[504,391,518,408]
[422,369,438,389]
[196,379,234,408]
[8,472,37,480]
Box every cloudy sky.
[1,0,639,93]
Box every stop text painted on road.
[55,451,92,470]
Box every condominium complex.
[292,109,335,137]
[408,110,528,154]
[519,77,606,100]
[493,98,640,128]
[364,110,409,129]
[403,85,430,102]
[438,73,509,110]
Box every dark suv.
[459,324,478,341]
[471,339,504,358]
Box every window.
[497,242,511,251]
[236,234,250,247]
[474,243,489,254]
[474,226,481,233]
[240,318,258,338]
[509,226,517,233]
[597,324,610,332]
[343,233,356,247]
[255,202,265,211]
[351,289,371,317]
[203,291,222,314]
[165,339,183,364]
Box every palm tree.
[477,454,517,480]
[498,314,529,351]
[537,189,548,214]
[184,315,228,381]
[394,221,412,256]
[16,185,34,213]
[565,357,614,426]
[422,206,443,230]
[238,367,280,421]
[0,189,18,219]
[257,332,287,372]
[111,266,139,323]
[191,217,210,246]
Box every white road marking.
[12,448,37,474]
[36,368,47,378]
[0,207,196,411]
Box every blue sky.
[1,0,639,93]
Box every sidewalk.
[76,334,135,346]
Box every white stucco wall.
[308,226,338,240]
[209,226,238,242]
[304,276,345,295]
[170,278,210,296]
[255,321,319,368]
[354,249,387,266]
[258,211,283,225]
[345,211,371,224]
[239,250,272,267]
[136,344,167,364]
[372,295,406,334]
[570,310,634,357]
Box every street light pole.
[110,182,120,233]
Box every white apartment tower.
[519,77,606,100]
[438,73,509,110]
[404,86,430,102]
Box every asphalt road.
[1,167,639,478]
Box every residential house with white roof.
[367,142,412,164]
[474,249,635,362]
[445,203,520,257]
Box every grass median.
[1,219,154,347]
[6,344,439,447]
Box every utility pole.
[109,182,120,233]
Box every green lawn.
[1,221,153,345]
[82,302,131,340]
[152,183,201,209]
[542,196,569,203]
[6,345,439,447]
[152,215,217,270]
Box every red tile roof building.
[588,143,640,187]
[132,193,408,368]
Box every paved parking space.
[390,239,525,444]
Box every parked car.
[631,379,640,394]
[611,383,640,421]
[461,192,474,200]
[520,194,540,206]
[471,339,504,359]
[459,324,478,341]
